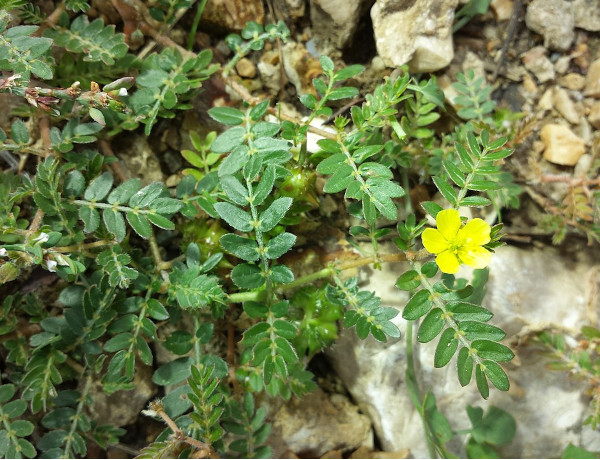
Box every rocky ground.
[14,0,600,458]
[194,0,600,457]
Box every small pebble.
[552,88,580,124]
[588,101,600,129]
[558,73,585,91]
[522,46,555,83]
[541,123,585,166]
[584,59,600,98]
[236,58,257,79]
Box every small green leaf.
[64,170,85,197]
[211,127,246,153]
[214,202,253,232]
[471,340,514,362]
[482,361,509,391]
[418,308,444,343]
[103,209,126,241]
[109,178,141,205]
[434,328,458,368]
[421,201,443,218]
[220,234,259,261]
[475,364,489,399]
[395,270,421,291]
[265,232,296,259]
[249,100,269,121]
[147,213,175,230]
[457,347,473,386]
[208,107,245,125]
[459,322,505,341]
[153,357,194,386]
[84,172,113,201]
[126,212,152,239]
[79,206,100,233]
[320,55,334,73]
[146,299,169,320]
[259,197,292,232]
[432,176,457,205]
[459,195,492,207]
[402,290,432,320]
[231,264,264,289]
[220,175,249,206]
[269,265,294,284]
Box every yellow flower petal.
[436,250,460,274]
[458,246,492,269]
[435,209,462,241]
[457,218,491,246]
[422,228,449,254]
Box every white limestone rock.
[371,0,458,72]
[310,0,365,49]
[525,0,575,52]
[328,244,600,457]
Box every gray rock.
[310,0,366,49]
[525,0,575,52]
[269,388,373,457]
[328,244,600,457]
[573,0,600,32]
[273,0,305,19]
[371,0,458,72]
[87,364,157,427]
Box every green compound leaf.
[258,197,292,232]
[417,308,444,343]
[220,233,260,262]
[457,346,474,386]
[434,328,458,368]
[402,289,432,320]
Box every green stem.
[63,376,91,457]
[405,320,437,458]
[187,0,208,50]
[412,260,484,368]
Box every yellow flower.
[422,209,492,274]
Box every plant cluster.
[0,1,524,458]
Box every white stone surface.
[371,0,458,72]
[328,244,600,457]
[525,0,575,52]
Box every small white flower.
[46,259,57,272]
[0,248,7,257]
[141,409,158,418]
[54,254,69,266]
[118,87,128,97]
[32,232,49,244]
